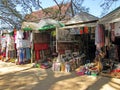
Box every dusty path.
[0,61,120,90]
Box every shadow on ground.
[0,64,120,90]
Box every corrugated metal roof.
[99,6,120,23]
[66,11,99,25]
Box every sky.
[41,0,120,18]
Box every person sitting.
[90,56,103,73]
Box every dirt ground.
[0,61,120,90]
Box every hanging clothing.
[30,32,33,43]
[35,50,40,60]
[8,50,16,58]
[114,22,120,36]
[25,48,31,60]
[34,43,49,60]
[22,40,31,48]
[34,43,49,51]
[15,30,24,48]
[110,23,115,42]
[23,31,30,40]
[16,30,24,39]
[95,24,105,49]
[16,39,23,49]
[6,35,15,51]
[1,36,6,48]
[18,48,25,63]
[84,26,89,34]
[80,27,84,34]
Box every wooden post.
[56,27,58,53]
[31,31,34,63]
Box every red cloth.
[34,43,49,50]
[34,43,49,60]
[35,51,40,60]
[84,26,89,33]
[2,52,6,57]
[80,27,84,34]
[80,30,84,34]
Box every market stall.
[97,6,120,78]
[0,29,16,62]
[52,12,98,72]
[21,19,64,68]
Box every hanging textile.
[1,35,6,57]
[16,30,24,39]
[95,24,105,49]
[110,23,115,42]
[114,22,120,36]
[34,43,49,60]
[8,50,16,58]
[100,24,105,47]
[25,48,31,60]
[80,27,84,34]
[34,43,49,50]
[23,31,30,40]
[84,26,89,34]
[18,48,25,64]
[35,51,40,60]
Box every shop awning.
[21,22,39,31]
[38,19,64,31]
[59,22,97,30]
[99,6,120,24]
[22,19,64,31]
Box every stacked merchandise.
[52,51,85,72]
[33,60,52,69]
[76,63,99,76]
[76,55,104,76]
[101,61,120,78]
[110,63,120,78]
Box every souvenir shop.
[0,30,16,62]
[21,20,62,68]
[74,22,120,77]
[0,29,31,64]
[94,7,120,78]
[52,22,97,72]
[0,28,54,67]
[50,11,100,72]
